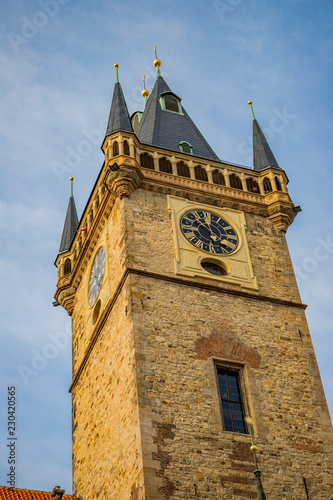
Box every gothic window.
[263,177,273,193]
[217,367,246,434]
[123,140,130,156]
[159,156,172,173]
[64,258,71,275]
[131,112,142,132]
[179,141,193,154]
[212,169,225,186]
[140,152,154,170]
[112,141,119,157]
[194,165,208,182]
[229,173,243,190]
[246,177,261,194]
[275,176,282,191]
[177,161,190,178]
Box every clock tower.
[55,58,333,499]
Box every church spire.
[105,63,133,137]
[58,177,79,254]
[248,100,280,172]
[135,57,219,160]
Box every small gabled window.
[159,92,183,114]
[179,141,193,154]
[131,112,143,132]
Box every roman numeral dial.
[180,210,239,255]
[88,247,106,307]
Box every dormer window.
[131,111,143,132]
[159,92,183,115]
[178,141,193,154]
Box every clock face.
[88,247,105,307]
[180,210,239,255]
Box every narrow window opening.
[159,157,172,173]
[64,258,71,275]
[217,367,246,434]
[212,169,225,186]
[177,161,190,178]
[246,177,261,194]
[275,176,282,191]
[140,152,154,170]
[229,173,243,190]
[123,140,130,156]
[194,165,208,182]
[263,177,272,193]
[164,95,180,112]
[112,141,119,157]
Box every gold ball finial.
[250,445,258,453]
[141,89,150,98]
[248,100,253,105]
[69,176,74,181]
[153,58,162,68]
[114,63,119,68]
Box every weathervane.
[142,74,149,105]
[153,43,162,76]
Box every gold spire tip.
[248,100,253,105]
[142,89,149,98]
[69,176,74,181]
[114,63,119,68]
[153,59,162,68]
[250,445,258,453]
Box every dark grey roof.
[253,118,280,171]
[105,82,133,136]
[59,195,78,253]
[136,76,219,160]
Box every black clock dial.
[180,210,239,255]
[88,247,105,307]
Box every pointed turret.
[136,52,219,160]
[59,177,78,254]
[249,101,280,171]
[105,64,133,137]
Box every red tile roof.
[0,487,77,500]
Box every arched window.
[201,261,227,276]
[263,177,272,193]
[275,176,282,191]
[113,141,119,157]
[246,177,260,194]
[95,195,99,209]
[64,258,71,275]
[140,152,154,169]
[194,165,208,182]
[131,112,142,132]
[123,140,130,156]
[229,173,243,190]
[177,161,190,178]
[89,210,93,223]
[159,157,172,173]
[101,185,105,195]
[179,141,193,154]
[212,169,225,186]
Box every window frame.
[159,92,184,115]
[215,363,248,434]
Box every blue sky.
[0,0,332,494]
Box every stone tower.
[54,58,333,499]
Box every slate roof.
[253,117,280,171]
[59,193,78,254]
[0,487,76,500]
[136,75,219,160]
[105,81,133,136]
